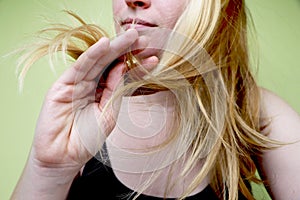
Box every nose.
[125,0,151,9]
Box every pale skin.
[11,0,300,199]
[258,89,300,199]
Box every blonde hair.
[18,0,281,199]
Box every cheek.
[112,1,123,33]
[159,2,188,29]
[112,0,122,17]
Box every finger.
[140,56,159,72]
[72,80,97,100]
[105,62,127,92]
[129,35,150,55]
[126,56,159,80]
[98,62,127,110]
[59,29,139,84]
[48,80,96,103]
[84,35,149,82]
[58,37,110,84]
[84,29,139,81]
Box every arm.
[257,88,300,200]
[11,29,158,200]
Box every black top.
[67,157,220,200]
[67,156,251,200]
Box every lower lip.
[123,24,156,31]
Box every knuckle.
[48,82,73,101]
[72,62,86,74]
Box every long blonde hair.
[18,0,280,199]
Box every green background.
[0,0,299,199]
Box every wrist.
[12,158,79,200]
[28,154,80,185]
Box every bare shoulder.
[257,88,300,200]
[259,87,300,140]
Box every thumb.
[126,56,159,81]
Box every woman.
[11,0,300,199]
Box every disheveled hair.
[18,0,282,199]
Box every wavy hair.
[18,0,281,199]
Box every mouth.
[121,18,158,30]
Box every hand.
[30,29,159,176]
[11,29,159,199]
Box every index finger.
[58,29,139,84]
[83,29,140,81]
